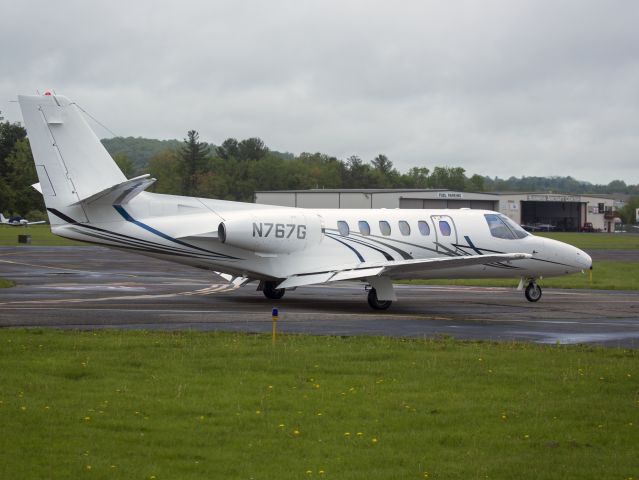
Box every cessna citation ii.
[18,93,592,310]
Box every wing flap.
[276,253,532,289]
[277,272,334,289]
[378,253,532,276]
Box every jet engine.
[218,210,324,255]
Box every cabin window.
[484,214,528,239]
[337,220,350,236]
[398,220,411,236]
[358,220,371,236]
[379,220,391,236]
[418,220,430,236]
[439,220,452,236]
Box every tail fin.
[0,213,6,223]
[17,94,126,224]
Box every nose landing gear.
[524,281,542,302]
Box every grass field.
[0,224,86,246]
[404,260,639,290]
[0,329,637,479]
[536,232,639,250]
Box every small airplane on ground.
[0,213,46,226]
[17,93,592,309]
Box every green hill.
[101,137,183,170]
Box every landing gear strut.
[524,281,542,302]
[263,281,285,300]
[367,288,392,310]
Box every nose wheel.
[524,282,542,302]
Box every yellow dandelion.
[356,432,363,437]
[316,412,323,416]
[319,470,325,475]
[86,465,92,470]
[372,437,378,443]
[344,432,350,437]
[306,470,313,475]
[110,465,117,469]
[268,385,273,389]
[199,416,205,421]
[84,416,91,421]
[293,429,300,436]
[44,406,50,410]
[314,384,320,389]
[524,434,530,439]
[20,406,26,411]
[278,423,285,428]
[256,410,261,415]
[501,414,507,420]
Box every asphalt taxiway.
[1,246,638,347]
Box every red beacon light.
[44,91,52,96]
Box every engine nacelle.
[218,210,324,255]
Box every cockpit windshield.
[484,214,529,239]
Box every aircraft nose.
[574,247,592,270]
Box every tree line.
[1,120,638,223]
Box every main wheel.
[525,282,542,302]
[263,281,285,300]
[367,288,392,310]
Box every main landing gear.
[367,288,392,310]
[262,280,285,300]
[524,281,542,302]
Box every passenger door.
[430,215,458,255]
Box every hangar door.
[521,201,585,232]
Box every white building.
[255,189,620,232]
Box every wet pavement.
[1,246,638,348]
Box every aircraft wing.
[25,220,46,225]
[276,253,532,289]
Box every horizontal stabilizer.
[277,253,532,289]
[70,174,156,206]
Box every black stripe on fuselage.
[47,208,240,261]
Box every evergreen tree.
[179,130,209,195]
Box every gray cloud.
[2,0,638,183]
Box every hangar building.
[254,189,620,232]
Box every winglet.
[69,174,156,206]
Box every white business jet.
[18,93,592,309]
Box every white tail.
[17,94,126,224]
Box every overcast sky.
[2,0,638,184]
